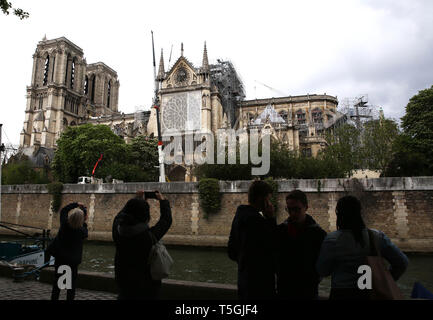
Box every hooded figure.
[112,193,172,300]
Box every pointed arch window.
[64,56,69,85]
[312,108,323,124]
[84,76,89,95]
[70,59,76,89]
[63,118,68,127]
[51,55,56,82]
[91,75,96,103]
[296,109,306,125]
[302,148,312,157]
[43,56,50,85]
[107,80,111,108]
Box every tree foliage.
[47,182,63,212]
[383,86,433,177]
[322,123,362,176]
[194,117,403,181]
[1,158,49,185]
[51,124,159,183]
[198,178,221,218]
[194,139,348,181]
[1,0,29,19]
[127,135,159,182]
[401,85,433,164]
[360,119,399,172]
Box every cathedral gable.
[165,57,198,88]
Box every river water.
[2,236,432,298]
[80,241,433,299]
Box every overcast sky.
[1,0,432,147]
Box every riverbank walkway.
[0,276,116,300]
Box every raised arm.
[149,191,172,241]
[81,222,88,239]
[59,202,79,225]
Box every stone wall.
[1,177,433,251]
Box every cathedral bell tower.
[20,36,120,149]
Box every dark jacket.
[228,204,277,299]
[276,214,326,299]
[48,202,88,265]
[112,199,172,299]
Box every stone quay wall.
[1,177,433,252]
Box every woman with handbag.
[112,190,172,300]
[48,202,88,300]
[316,195,409,300]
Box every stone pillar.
[31,53,38,86]
[57,51,67,85]
[15,194,22,225]
[191,194,200,235]
[327,192,338,232]
[87,193,96,232]
[392,191,409,239]
[47,201,54,230]
[74,61,83,94]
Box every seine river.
[80,241,433,299]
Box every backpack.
[148,231,173,280]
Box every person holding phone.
[48,202,88,300]
[228,180,277,299]
[112,190,172,300]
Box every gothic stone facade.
[20,37,343,181]
[20,37,120,149]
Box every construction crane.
[151,31,166,183]
[254,80,287,97]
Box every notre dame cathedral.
[20,36,346,181]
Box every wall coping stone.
[1,176,433,194]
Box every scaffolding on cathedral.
[210,60,246,128]
[339,94,380,129]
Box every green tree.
[360,119,399,172]
[194,137,348,181]
[401,85,433,165]
[322,123,362,176]
[1,0,29,19]
[52,124,129,183]
[127,135,159,181]
[194,138,253,180]
[1,159,49,185]
[382,133,432,177]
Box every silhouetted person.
[49,202,88,300]
[276,190,327,299]
[228,180,277,299]
[316,195,409,300]
[112,190,172,300]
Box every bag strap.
[149,230,158,246]
[367,229,381,257]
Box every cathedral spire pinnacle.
[202,41,209,73]
[181,43,184,57]
[157,48,165,81]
